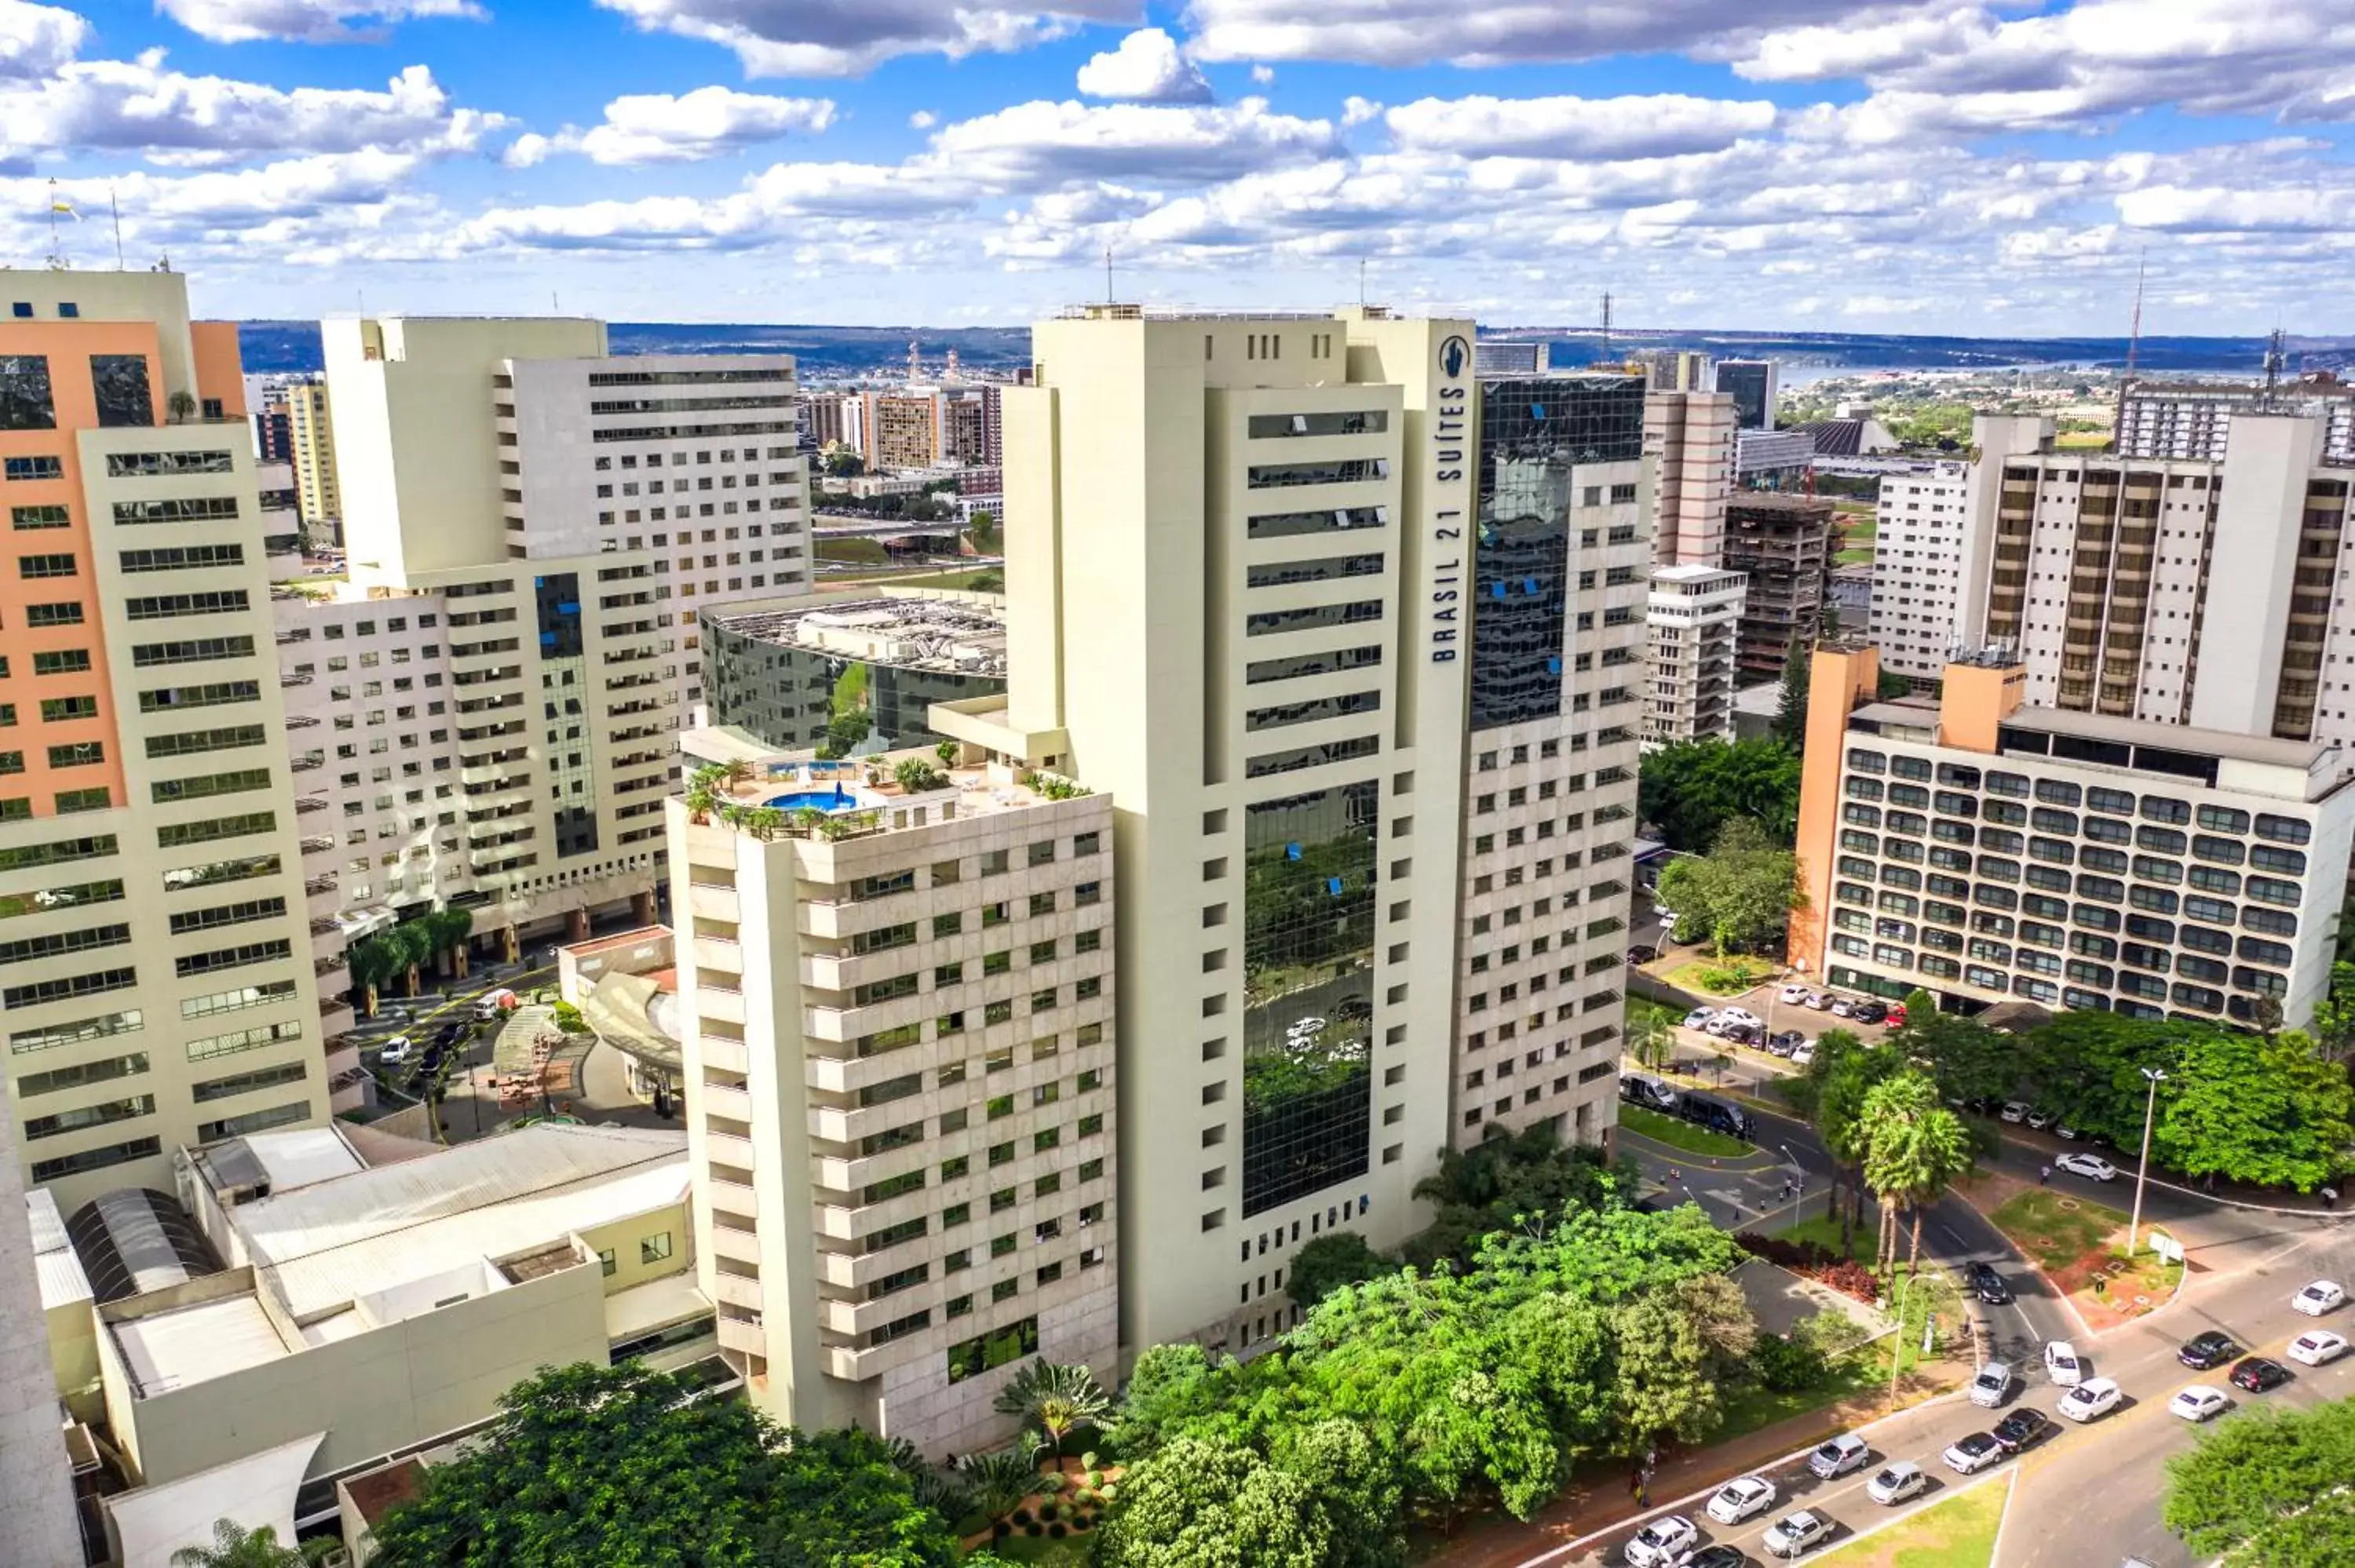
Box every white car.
[1683,1008,1717,1030]
[1809,1434,1871,1479]
[2170,1386,2230,1423]
[1999,1101,2029,1124]
[1622,1515,1698,1567]
[1969,1361,2014,1408]
[2055,1152,2118,1182]
[377,1036,414,1067]
[1779,983,1813,1005]
[1943,1432,2003,1474]
[1707,1475,1777,1526]
[1653,906,1680,928]
[2043,1340,2084,1387]
[2287,1329,2349,1366]
[1762,1510,1835,1559]
[2054,1123,2080,1140]
[2025,1107,2056,1129]
[2291,1280,2346,1316]
[1829,997,1857,1018]
[1865,1461,1925,1505]
[1715,1007,1762,1030]
[1791,1043,1816,1067]
[1287,1016,1326,1040]
[1806,990,1833,1010]
[2058,1377,2123,1423]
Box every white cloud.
[0,59,505,166]
[508,87,836,166]
[923,97,1336,189]
[909,109,937,129]
[0,0,86,78]
[590,0,1137,76]
[1341,95,1382,126]
[157,0,484,45]
[1250,63,1274,85]
[1075,27,1211,103]
[1182,0,1904,67]
[1385,93,1776,159]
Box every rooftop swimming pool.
[769,785,861,812]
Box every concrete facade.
[1645,390,1736,566]
[1646,565,1745,745]
[1866,460,1971,681]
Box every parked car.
[1828,997,1857,1018]
[1942,1432,2003,1475]
[1808,1434,1870,1479]
[1715,1007,1762,1030]
[2043,1340,2083,1386]
[1778,983,1813,1005]
[1287,1016,1327,1040]
[472,997,504,1022]
[2287,1329,2348,1366]
[1992,1408,2048,1454]
[1791,1043,1816,1067]
[1851,999,1889,1024]
[2178,1331,2240,1370]
[2025,1107,2056,1130]
[377,1036,414,1067]
[1678,1090,1755,1141]
[1966,1261,2011,1305]
[2057,1377,2123,1423]
[2292,1279,2346,1316]
[1684,1008,1718,1030]
[1707,1475,1777,1526]
[1623,1515,1698,1567]
[2230,1356,2291,1394]
[2056,1152,2119,1182]
[1969,1362,2014,1408]
[1685,1549,1751,1568]
[1627,945,1659,965]
[1762,1510,1835,1558]
[1865,1461,1925,1506]
[1806,990,1833,1010]
[1882,1002,1908,1028]
[1999,1101,2030,1124]
[1652,906,1681,930]
[1722,1023,1765,1046]
[2169,1386,2230,1422]
[1767,1030,1808,1056]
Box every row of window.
[1846,749,2312,841]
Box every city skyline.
[2,0,2351,334]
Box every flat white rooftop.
[112,1295,290,1397]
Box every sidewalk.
[1995,1121,2346,1218]
[1423,1369,1965,1568]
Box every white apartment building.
[1453,374,1652,1149]
[666,746,1117,1454]
[1,268,340,1210]
[309,317,811,948]
[1795,649,2355,1030]
[1865,459,1970,681]
[1646,565,1745,745]
[1645,390,1735,566]
[2117,378,2355,465]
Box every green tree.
[171,1521,334,1568]
[2157,1028,2355,1192]
[1808,1030,1897,1256]
[1637,738,1804,851]
[1773,644,1811,751]
[1607,1293,1722,1453]
[1096,1435,1337,1568]
[1400,1121,1630,1271]
[956,1448,1039,1522]
[369,1362,962,1568]
[1858,1070,1977,1275]
[1894,1002,2015,1109]
[2163,1395,2355,1565]
[820,443,864,477]
[991,1359,1111,1460]
[1652,818,1802,957]
[1287,1232,1392,1309]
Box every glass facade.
[1718,362,1773,430]
[0,356,54,432]
[535,572,600,858]
[1240,781,1377,1216]
[1470,375,1645,731]
[89,355,152,428]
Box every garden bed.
[1619,1103,1754,1157]
[1966,1173,2182,1327]
[964,1457,1125,1557]
[1663,957,1779,997]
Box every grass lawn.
[1665,956,1779,996]
[1810,1472,2010,1567]
[988,1537,1090,1564]
[1776,1213,1877,1261]
[1716,1352,1878,1441]
[1988,1188,2127,1271]
[1619,1103,1753,1157]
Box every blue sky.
[4,0,2353,333]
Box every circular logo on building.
[1439,335,1470,380]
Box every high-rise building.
[1716,359,1778,431]
[0,269,338,1206]
[252,388,292,465]
[1864,460,1970,680]
[1645,391,1736,565]
[940,385,1002,467]
[284,379,342,538]
[666,743,1119,1454]
[1638,349,1712,393]
[1952,413,2355,746]
[703,597,1007,754]
[802,389,867,458]
[1453,374,1651,1147]
[2117,377,2355,465]
[1476,341,1550,375]
[1791,645,2355,1029]
[311,315,806,950]
[1722,494,1835,680]
[864,392,943,472]
[1645,565,1745,745]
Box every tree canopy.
[2164,1395,2355,1566]
[1653,818,1802,956]
[369,1363,966,1568]
[1638,738,1803,852]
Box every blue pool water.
[770,786,859,812]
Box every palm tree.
[958,1447,1039,1521]
[1860,1070,1977,1278]
[991,1359,1110,1462]
[170,1519,333,1567]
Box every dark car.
[1991,1408,2048,1454]
[2230,1356,2291,1393]
[1627,945,1659,965]
[1685,1548,1752,1568]
[1965,1261,2012,1305]
[1724,1023,1764,1046]
[1767,1030,1806,1056]
[1851,999,1890,1024]
[1332,997,1373,1021]
[2179,1331,2241,1370]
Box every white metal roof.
[27,1188,91,1310]
[242,1128,366,1194]
[111,1295,290,1396]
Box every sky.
[2,0,2353,334]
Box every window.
[0,356,56,431]
[89,355,152,427]
[640,1231,674,1264]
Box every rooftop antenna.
[109,188,124,271]
[2123,250,2146,384]
[1358,257,1367,307]
[1104,246,1114,304]
[907,337,921,383]
[45,178,75,269]
[2263,326,2287,408]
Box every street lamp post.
[2127,1066,2167,1256]
[1888,1268,1919,1397]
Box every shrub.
[1037,1471,1065,1494]
[1079,1451,1100,1470]
[1751,1331,1833,1392]
[1086,1469,1104,1488]
[1097,1482,1116,1502]
[1736,1232,1880,1305]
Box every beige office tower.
[0,269,335,1208]
[284,378,342,539]
[666,755,1117,1453]
[1956,413,2355,746]
[1645,390,1735,565]
[316,317,806,950]
[1645,564,1745,745]
[1451,373,1652,1148]
[864,391,944,472]
[929,305,1480,1356]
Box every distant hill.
[234,319,2354,379]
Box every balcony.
[717,1314,767,1357]
[709,1272,764,1313]
[320,994,354,1026]
[294,796,330,815]
[706,1130,758,1170]
[699,1081,754,1125]
[697,1034,750,1074]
